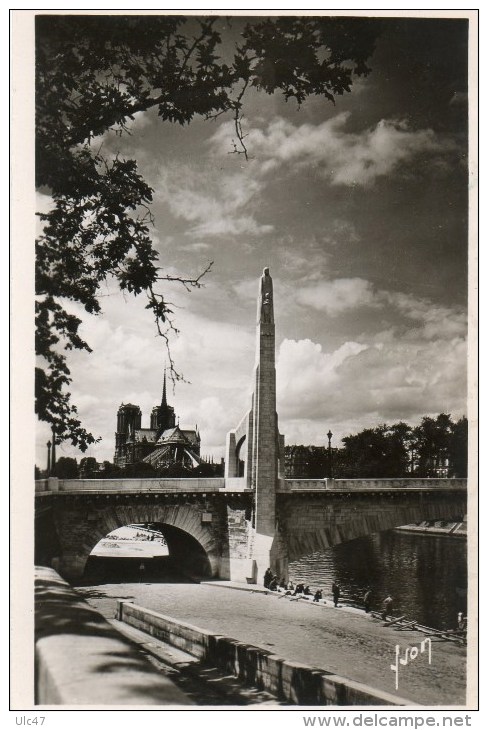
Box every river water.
[288,530,467,630]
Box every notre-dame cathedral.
[114,371,202,471]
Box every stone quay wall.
[117,600,409,706]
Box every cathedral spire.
[161,366,167,408]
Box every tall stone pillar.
[224,431,237,478]
[223,267,284,583]
[251,268,279,575]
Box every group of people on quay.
[262,568,396,616]
[263,568,365,610]
[262,569,467,636]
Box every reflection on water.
[288,531,467,630]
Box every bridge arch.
[273,491,466,576]
[53,502,221,581]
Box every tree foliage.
[53,456,79,479]
[336,414,468,478]
[286,414,468,479]
[78,456,99,477]
[35,14,381,450]
[285,445,329,478]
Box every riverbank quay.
[34,566,194,705]
[76,580,468,707]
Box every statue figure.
[260,267,274,324]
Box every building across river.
[114,370,202,470]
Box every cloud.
[123,110,151,131]
[159,169,273,237]
[296,278,377,315]
[276,286,467,446]
[181,241,212,252]
[382,291,467,341]
[277,332,466,442]
[277,338,369,420]
[293,278,468,342]
[211,113,456,187]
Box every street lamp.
[51,426,57,474]
[327,430,333,479]
[46,440,52,475]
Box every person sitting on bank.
[313,589,323,602]
[381,594,394,620]
[293,583,305,595]
[332,582,340,607]
[303,585,312,596]
[279,577,287,589]
[263,567,273,588]
[287,580,295,592]
[268,575,279,591]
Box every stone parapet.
[34,567,193,706]
[279,478,467,492]
[37,477,225,493]
[36,476,467,495]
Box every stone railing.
[36,476,467,495]
[35,477,225,493]
[279,478,467,492]
[280,479,326,491]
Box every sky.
[35,14,471,467]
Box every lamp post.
[51,426,56,474]
[46,440,52,475]
[327,430,333,479]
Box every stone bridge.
[35,475,467,582]
[35,269,469,585]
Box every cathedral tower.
[114,403,142,463]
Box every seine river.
[288,530,467,631]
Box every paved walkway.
[76,580,467,707]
